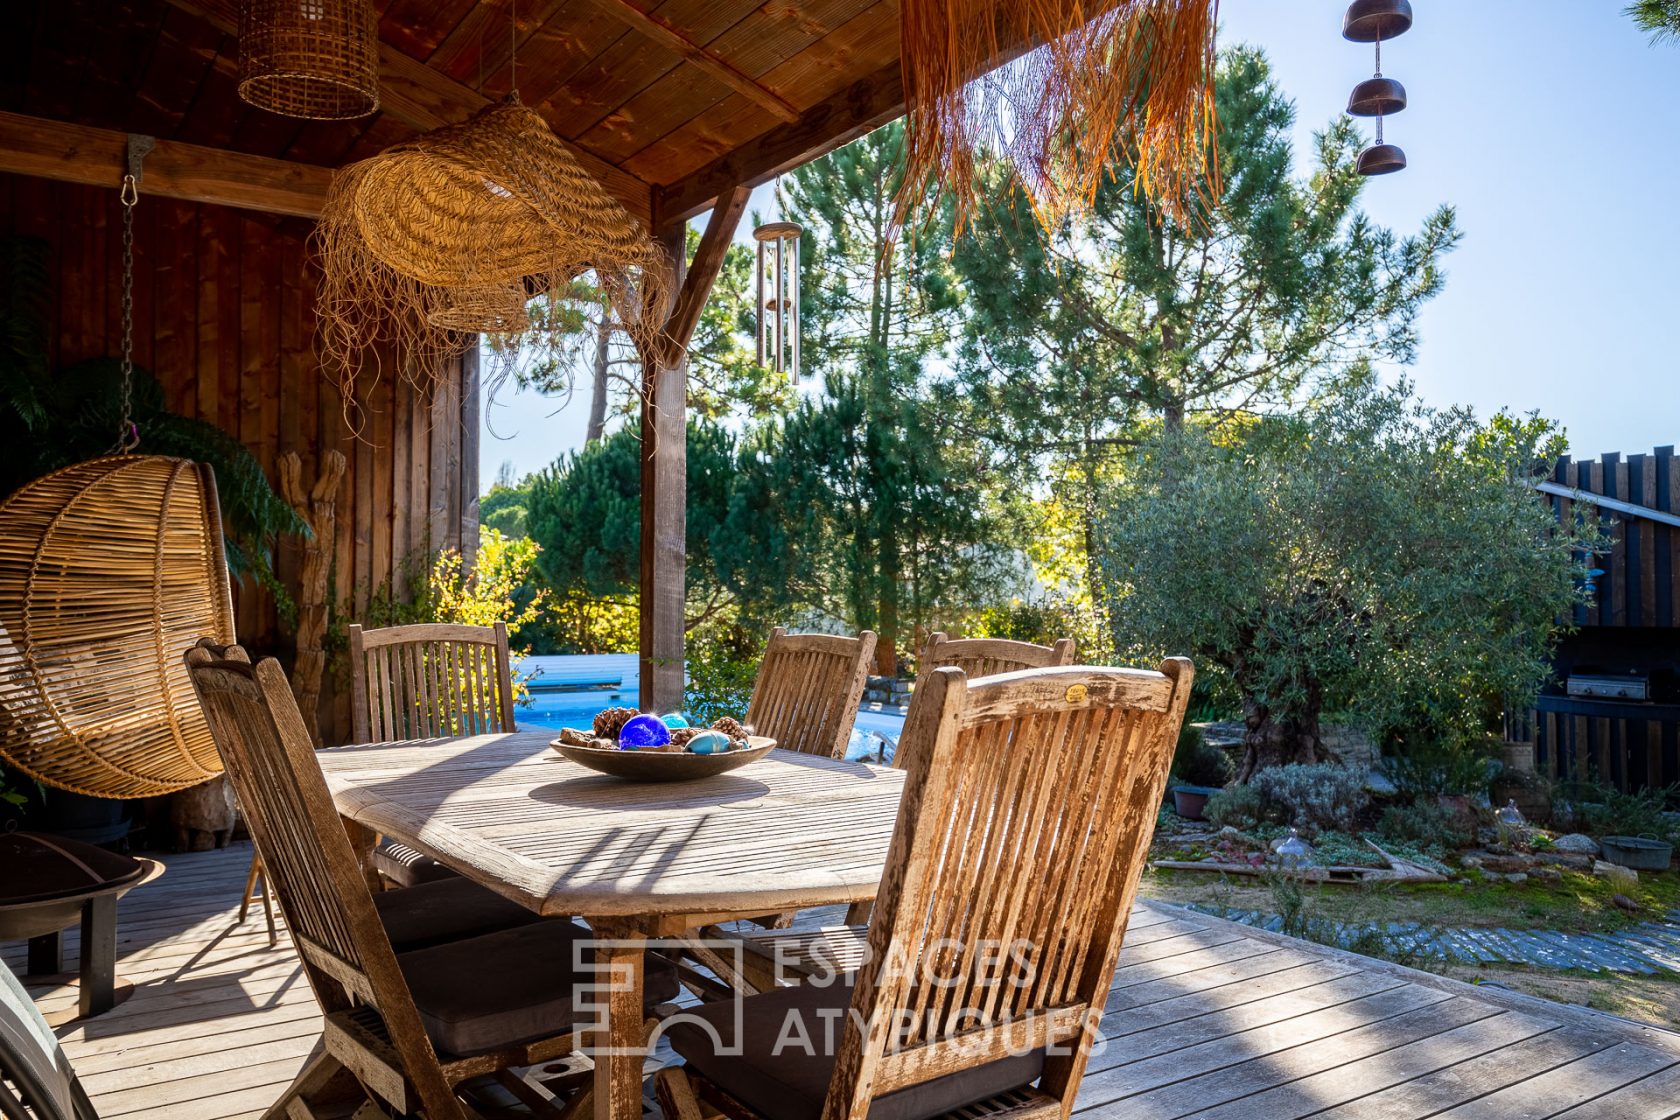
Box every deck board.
[6,845,1679,1120]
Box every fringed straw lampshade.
[0,457,235,798]
[896,0,1221,234]
[315,96,670,402]
[239,0,380,121]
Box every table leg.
[80,894,117,1018]
[27,929,62,976]
[341,818,382,893]
[590,928,647,1120]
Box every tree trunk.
[1236,695,1325,782]
[585,315,610,445]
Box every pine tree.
[952,46,1461,629]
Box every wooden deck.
[7,845,1680,1120]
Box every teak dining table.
[316,729,907,1120]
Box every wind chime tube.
[752,221,803,380]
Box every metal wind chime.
[1343,0,1413,175]
[753,221,802,381]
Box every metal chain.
[113,173,140,454]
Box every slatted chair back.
[349,622,515,743]
[744,627,877,758]
[184,641,466,1118]
[919,632,1075,680]
[825,660,1194,1120]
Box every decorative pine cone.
[710,716,748,740]
[593,706,638,739]
[670,727,702,747]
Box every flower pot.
[1600,836,1673,872]
[1171,785,1222,822]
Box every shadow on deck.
[6,846,1680,1120]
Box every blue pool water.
[513,653,905,761]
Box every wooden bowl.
[549,735,777,782]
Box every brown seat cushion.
[374,840,458,887]
[372,877,543,953]
[664,980,1044,1120]
[399,922,682,1058]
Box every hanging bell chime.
[1343,0,1412,176]
[753,221,802,382]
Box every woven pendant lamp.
[315,95,671,393]
[239,0,380,121]
[0,457,236,798]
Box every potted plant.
[1169,726,1232,821]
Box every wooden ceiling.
[4,0,911,228]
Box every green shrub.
[683,640,759,726]
[1384,738,1495,800]
[1376,800,1474,856]
[1170,725,1233,789]
[1205,784,1267,831]
[1251,762,1369,835]
[1572,782,1680,844]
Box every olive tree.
[1100,382,1593,779]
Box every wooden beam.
[654,62,905,226]
[660,184,752,364]
[0,110,331,218]
[161,0,654,227]
[638,223,690,715]
[586,0,799,124]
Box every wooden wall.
[1522,447,1680,792]
[0,171,479,741]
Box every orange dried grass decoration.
[897,0,1221,233]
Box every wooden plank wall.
[1526,447,1680,792]
[0,172,479,742]
[1547,447,1678,630]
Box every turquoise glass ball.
[618,714,672,750]
[685,729,731,755]
[660,712,690,730]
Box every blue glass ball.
[685,730,731,755]
[660,712,690,730]
[618,714,672,750]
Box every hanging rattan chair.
[0,456,235,798]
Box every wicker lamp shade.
[0,457,236,798]
[315,96,670,396]
[239,0,380,121]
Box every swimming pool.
[513,654,905,761]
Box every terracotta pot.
[1172,785,1221,822]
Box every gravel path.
[1169,902,1680,975]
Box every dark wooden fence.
[1521,447,1680,792]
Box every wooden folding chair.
[349,622,517,887]
[658,660,1192,1120]
[744,628,877,759]
[919,632,1076,681]
[185,641,676,1120]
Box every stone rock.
[1320,725,1380,771]
[1505,872,1528,884]
[1460,855,1484,870]
[1593,860,1639,890]
[1217,826,1244,841]
[1532,867,1563,883]
[1364,769,1399,796]
[1553,834,1600,856]
[1533,851,1594,871]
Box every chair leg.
[654,1069,703,1120]
[259,870,278,944]
[241,855,261,923]
[261,1046,363,1120]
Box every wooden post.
[636,187,753,714]
[279,449,347,747]
[639,224,688,715]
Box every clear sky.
[480,1,1679,490]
